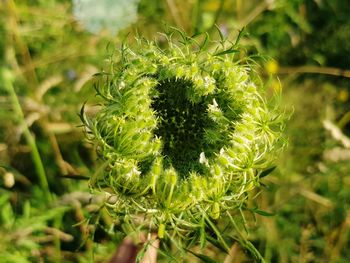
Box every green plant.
[83,29,286,261]
[0,192,70,263]
[1,68,52,203]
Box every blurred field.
[1,0,350,262]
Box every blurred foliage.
[1,0,350,262]
[72,0,140,34]
[0,192,69,263]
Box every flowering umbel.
[81,29,286,259]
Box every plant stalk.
[1,68,52,203]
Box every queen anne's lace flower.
[81,30,286,257]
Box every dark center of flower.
[151,78,214,178]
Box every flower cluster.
[81,30,286,255]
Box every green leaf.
[169,26,190,44]
[259,166,276,178]
[233,27,247,47]
[59,174,89,180]
[206,235,229,254]
[185,249,217,263]
[199,32,209,51]
[250,208,275,217]
[214,47,238,56]
[207,234,238,254]
[199,217,206,249]
[214,24,225,43]
[241,239,265,263]
[204,214,230,252]
[79,102,89,127]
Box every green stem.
[1,68,52,203]
[211,0,225,29]
[226,211,265,263]
[53,215,63,263]
[166,183,175,207]
[192,0,201,34]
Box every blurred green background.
[1,0,350,262]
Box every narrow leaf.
[59,174,89,180]
[199,32,209,51]
[185,249,217,263]
[79,102,90,127]
[250,208,275,217]
[214,24,225,43]
[169,26,188,43]
[204,216,230,252]
[199,217,206,249]
[234,27,247,47]
[214,47,238,56]
[206,235,229,254]
[259,166,276,178]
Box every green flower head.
[81,28,286,257]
